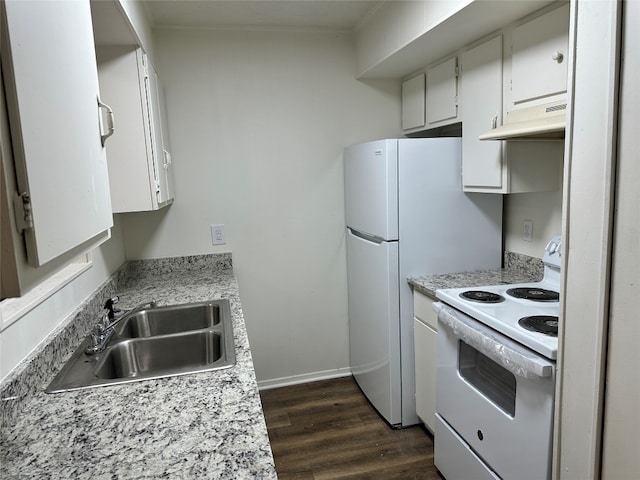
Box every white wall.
[121,27,401,386]
[118,0,155,58]
[1,218,126,381]
[504,178,564,257]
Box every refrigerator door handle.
[348,228,386,245]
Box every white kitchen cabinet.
[401,73,425,131]
[461,36,503,190]
[402,57,459,134]
[464,138,563,194]
[413,290,438,433]
[426,57,458,126]
[96,47,174,213]
[508,3,570,109]
[461,35,564,194]
[1,0,112,295]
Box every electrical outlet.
[523,220,533,242]
[211,224,226,245]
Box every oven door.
[434,302,556,480]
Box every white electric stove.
[433,236,562,480]
[436,235,561,360]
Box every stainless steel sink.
[115,302,221,338]
[46,299,235,393]
[94,331,224,380]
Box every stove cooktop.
[436,279,559,360]
[436,235,562,360]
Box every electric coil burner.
[507,287,559,302]
[519,315,559,336]
[459,290,505,303]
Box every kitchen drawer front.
[435,414,500,480]
[413,290,437,330]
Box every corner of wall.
[118,0,156,59]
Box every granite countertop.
[0,255,277,479]
[409,268,540,299]
[409,251,544,299]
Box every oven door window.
[458,340,516,416]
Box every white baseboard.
[257,367,352,391]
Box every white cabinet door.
[461,36,504,190]
[97,47,174,212]
[511,3,570,106]
[413,291,437,432]
[461,35,563,194]
[2,0,112,267]
[426,57,458,126]
[401,73,425,131]
[153,70,175,203]
[146,64,174,206]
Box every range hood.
[479,102,566,140]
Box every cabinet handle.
[97,97,115,146]
[491,114,498,130]
[552,51,564,63]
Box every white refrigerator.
[344,138,502,427]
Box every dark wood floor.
[259,376,443,479]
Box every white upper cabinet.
[148,61,175,205]
[401,73,425,131]
[426,57,458,126]
[508,3,570,109]
[401,57,459,134]
[96,47,174,213]
[1,0,112,268]
[461,34,564,194]
[461,36,503,191]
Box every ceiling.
[141,0,382,31]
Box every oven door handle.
[433,302,555,379]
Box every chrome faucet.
[85,298,157,355]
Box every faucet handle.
[104,296,121,319]
[86,331,102,354]
[97,312,110,333]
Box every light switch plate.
[211,224,226,245]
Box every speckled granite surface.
[0,253,277,479]
[409,252,543,299]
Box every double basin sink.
[46,299,235,393]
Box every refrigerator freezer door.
[344,139,398,241]
[346,228,401,425]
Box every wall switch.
[523,220,533,242]
[211,224,226,245]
